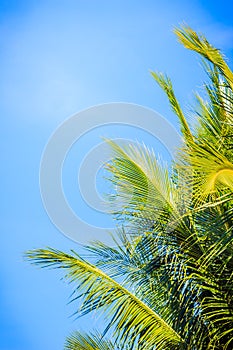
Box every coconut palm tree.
[26,26,233,349]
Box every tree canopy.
[26,26,233,349]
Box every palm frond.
[105,139,177,225]
[26,248,183,349]
[27,25,233,350]
[64,330,115,350]
[151,72,193,142]
[86,230,210,349]
[187,143,233,201]
[174,25,233,89]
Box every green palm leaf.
[64,331,114,350]
[26,248,183,349]
[174,25,233,89]
[150,72,193,142]
[26,25,233,349]
[105,139,178,225]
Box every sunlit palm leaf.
[26,248,183,349]
[151,72,193,142]
[174,25,233,89]
[105,139,180,230]
[64,331,114,350]
[27,25,233,350]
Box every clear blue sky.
[1,1,233,349]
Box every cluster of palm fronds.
[26,26,233,349]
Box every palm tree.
[26,26,233,349]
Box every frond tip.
[151,71,193,142]
[174,25,233,89]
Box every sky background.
[1,1,233,349]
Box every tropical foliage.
[26,26,233,349]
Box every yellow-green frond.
[64,331,115,350]
[174,26,233,89]
[26,248,183,349]
[105,139,177,223]
[151,71,193,143]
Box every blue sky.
[1,1,233,349]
